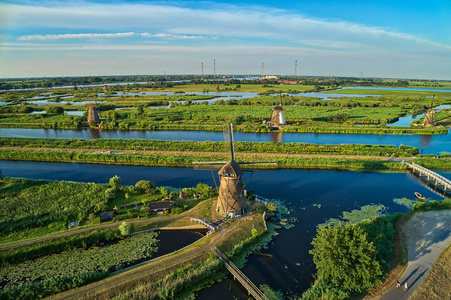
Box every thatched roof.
[218,160,244,177]
[272,106,283,111]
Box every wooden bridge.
[213,247,269,300]
[403,162,451,193]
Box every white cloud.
[1,1,450,79]
[141,33,211,40]
[17,32,135,41]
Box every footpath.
[373,211,451,299]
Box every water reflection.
[420,135,433,149]
[270,131,283,143]
[87,128,101,139]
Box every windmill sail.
[193,123,276,218]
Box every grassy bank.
[0,148,412,171]
[0,137,420,156]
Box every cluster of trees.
[0,178,110,244]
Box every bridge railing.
[190,218,215,235]
[409,163,451,184]
[255,195,269,205]
[403,162,451,190]
[213,247,269,300]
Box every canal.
[1,160,448,298]
[0,127,449,155]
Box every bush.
[109,175,121,189]
[119,222,132,236]
[105,188,116,199]
[46,106,64,114]
[134,180,156,193]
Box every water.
[153,230,205,258]
[0,128,449,155]
[65,111,85,116]
[0,161,448,298]
[26,100,97,106]
[388,104,451,127]
[346,86,451,92]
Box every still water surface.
[0,128,449,155]
[0,161,448,298]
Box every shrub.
[105,188,116,199]
[119,222,132,236]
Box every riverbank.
[2,144,451,171]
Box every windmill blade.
[237,162,278,166]
[192,161,228,170]
[192,161,228,165]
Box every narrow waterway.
[1,161,448,298]
[0,127,449,155]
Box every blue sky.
[0,0,450,79]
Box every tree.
[196,182,213,197]
[135,180,156,193]
[88,213,95,225]
[109,175,121,189]
[119,221,132,236]
[310,223,382,293]
[158,186,168,198]
[105,187,117,199]
[136,105,144,115]
[47,106,64,114]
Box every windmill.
[87,105,101,123]
[269,92,286,129]
[193,124,276,218]
[422,95,436,127]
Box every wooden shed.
[100,211,114,223]
[149,201,172,214]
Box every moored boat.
[415,192,426,201]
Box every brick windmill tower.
[87,105,101,123]
[193,124,275,218]
[422,96,436,127]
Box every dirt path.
[373,211,451,299]
[0,216,188,250]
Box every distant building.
[282,80,297,84]
[261,75,279,80]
